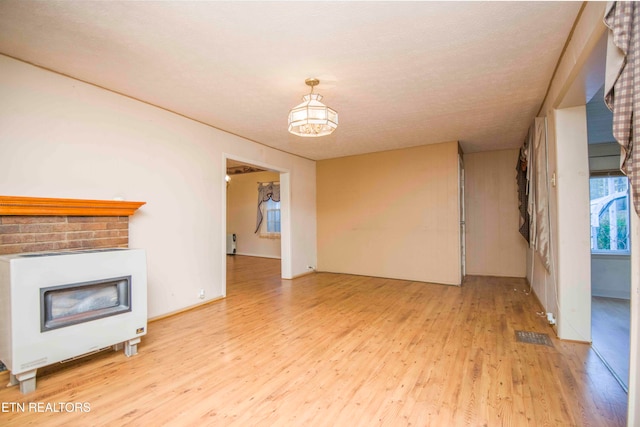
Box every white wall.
[592,254,631,299]
[554,106,591,342]
[630,211,640,426]
[0,55,317,318]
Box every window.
[264,198,281,234]
[255,182,280,238]
[589,176,630,254]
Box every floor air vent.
[515,330,554,347]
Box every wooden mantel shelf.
[0,195,146,216]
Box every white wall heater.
[0,248,147,394]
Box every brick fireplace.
[0,196,147,393]
[0,195,145,255]
[0,216,129,255]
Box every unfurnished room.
[0,2,639,426]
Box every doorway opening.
[587,87,632,392]
[554,29,631,393]
[222,155,292,296]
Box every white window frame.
[589,174,631,255]
[260,198,281,239]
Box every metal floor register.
[515,330,554,347]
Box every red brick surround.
[0,196,145,255]
[0,216,129,255]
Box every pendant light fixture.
[288,78,338,137]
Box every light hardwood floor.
[0,256,628,426]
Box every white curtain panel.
[527,117,551,272]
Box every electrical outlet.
[546,312,556,325]
[198,289,205,299]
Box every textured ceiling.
[0,1,582,160]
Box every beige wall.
[464,149,527,277]
[0,55,317,318]
[317,141,461,285]
[227,171,281,259]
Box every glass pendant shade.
[288,82,338,137]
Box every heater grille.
[515,330,554,347]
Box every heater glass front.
[41,277,131,331]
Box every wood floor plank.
[0,256,628,426]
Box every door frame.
[458,152,466,281]
[221,153,292,296]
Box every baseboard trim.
[234,252,281,260]
[149,296,224,323]
[287,270,316,280]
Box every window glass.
[589,176,630,253]
[264,198,281,235]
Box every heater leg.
[11,370,37,394]
[8,372,18,386]
[124,338,141,357]
[113,343,123,351]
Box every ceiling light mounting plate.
[305,78,320,88]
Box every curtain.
[522,117,551,272]
[604,2,640,214]
[255,182,280,233]
[516,133,530,243]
